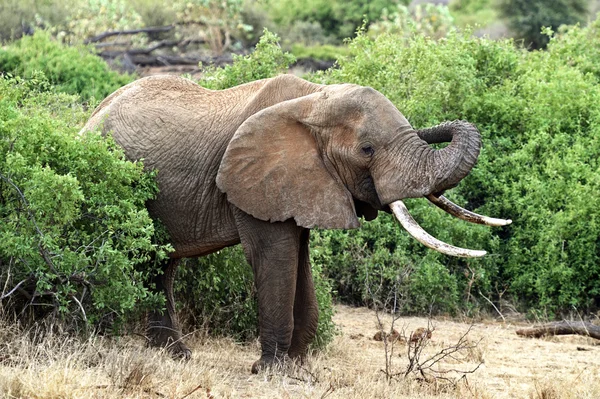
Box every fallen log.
[97,38,205,53]
[117,54,234,67]
[84,26,174,44]
[516,321,600,340]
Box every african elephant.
[81,74,510,372]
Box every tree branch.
[84,26,174,43]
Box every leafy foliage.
[498,0,589,49]
[369,3,456,40]
[265,0,410,42]
[56,0,145,44]
[0,74,170,328]
[310,17,600,317]
[449,0,498,28]
[0,31,134,101]
[174,0,251,54]
[198,29,296,90]
[290,43,353,61]
[0,0,78,42]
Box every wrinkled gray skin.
[82,74,481,372]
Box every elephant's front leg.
[235,211,303,373]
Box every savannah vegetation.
[1,0,600,396]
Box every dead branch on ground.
[516,321,600,340]
[84,26,175,44]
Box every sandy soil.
[327,305,600,398]
[1,305,599,398]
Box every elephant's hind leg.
[147,258,192,359]
[288,229,319,361]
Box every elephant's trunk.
[375,120,482,204]
[418,120,481,194]
[375,120,511,258]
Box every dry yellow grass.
[1,305,599,398]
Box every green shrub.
[0,73,170,328]
[0,31,134,101]
[0,0,77,42]
[173,0,252,54]
[290,43,352,61]
[56,0,145,45]
[130,0,177,34]
[498,0,589,49]
[282,21,337,47]
[369,3,456,40]
[310,18,600,318]
[266,0,410,42]
[449,0,498,28]
[198,29,296,90]
[176,248,257,341]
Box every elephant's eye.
[361,145,375,157]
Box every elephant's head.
[217,83,510,257]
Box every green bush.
[449,0,498,28]
[266,0,410,42]
[0,31,134,101]
[310,17,600,318]
[311,213,467,315]
[290,43,353,61]
[176,248,257,341]
[198,29,296,90]
[498,0,589,49]
[56,0,145,44]
[0,73,170,328]
[368,3,456,40]
[0,0,77,42]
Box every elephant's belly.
[170,237,241,259]
[147,194,240,259]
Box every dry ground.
[1,305,599,398]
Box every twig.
[479,290,505,322]
[320,382,335,399]
[180,384,208,399]
[1,278,30,300]
[71,294,87,323]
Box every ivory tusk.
[426,194,512,227]
[390,200,487,258]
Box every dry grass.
[1,305,599,398]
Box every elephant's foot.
[251,354,295,374]
[287,342,311,363]
[165,340,192,360]
[147,325,192,360]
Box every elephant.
[81,74,510,372]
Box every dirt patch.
[331,305,600,398]
[1,305,599,398]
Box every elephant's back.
[88,75,241,256]
[94,75,225,164]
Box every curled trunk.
[417,120,482,194]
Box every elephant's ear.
[216,93,359,229]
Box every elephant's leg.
[147,258,191,359]
[288,229,319,361]
[235,211,302,373]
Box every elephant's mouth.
[389,193,511,258]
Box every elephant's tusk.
[390,200,487,258]
[426,194,512,227]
